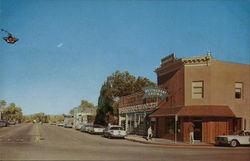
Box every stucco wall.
[184,59,250,129]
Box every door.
[194,121,202,140]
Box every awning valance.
[149,105,235,117]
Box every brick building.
[149,53,250,143]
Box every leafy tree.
[0,100,7,119]
[69,99,96,115]
[69,109,75,115]
[95,70,155,125]
[23,112,51,123]
[48,114,64,123]
[0,100,7,108]
[2,102,23,122]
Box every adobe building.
[149,52,250,143]
[118,91,157,135]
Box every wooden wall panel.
[202,118,230,143]
[157,117,165,138]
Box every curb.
[125,138,214,147]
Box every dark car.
[0,120,8,127]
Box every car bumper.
[111,134,126,138]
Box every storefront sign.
[119,103,157,114]
[142,87,168,99]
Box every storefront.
[150,105,238,143]
[119,102,157,135]
[118,91,157,135]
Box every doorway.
[194,120,202,141]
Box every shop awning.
[149,104,236,117]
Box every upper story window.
[192,81,204,99]
[235,82,243,99]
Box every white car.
[75,123,83,130]
[80,124,93,133]
[215,130,250,147]
[89,124,105,134]
[103,125,127,139]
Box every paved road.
[0,124,249,160]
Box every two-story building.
[118,91,157,135]
[149,53,250,143]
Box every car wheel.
[230,140,238,147]
[108,135,112,139]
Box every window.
[165,119,175,134]
[165,118,180,134]
[235,82,243,99]
[192,81,204,99]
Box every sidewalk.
[125,135,214,147]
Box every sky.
[0,0,249,115]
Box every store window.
[235,82,243,99]
[165,118,180,134]
[192,81,204,99]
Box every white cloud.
[57,43,64,48]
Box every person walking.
[189,122,195,144]
[147,125,153,141]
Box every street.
[0,124,249,161]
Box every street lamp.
[1,29,19,44]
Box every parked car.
[64,122,73,128]
[89,124,105,134]
[103,125,127,139]
[50,122,56,125]
[75,123,84,130]
[56,122,64,127]
[80,124,93,132]
[215,130,250,147]
[8,120,16,125]
[0,120,8,127]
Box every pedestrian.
[147,125,153,141]
[189,122,194,144]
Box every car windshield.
[233,130,250,136]
[110,127,123,130]
[238,131,250,136]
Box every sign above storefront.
[119,102,157,114]
[142,87,168,99]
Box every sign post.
[175,114,178,143]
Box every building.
[118,91,157,135]
[63,114,74,125]
[73,107,96,128]
[149,53,250,143]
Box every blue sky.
[0,0,249,115]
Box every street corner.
[125,136,214,148]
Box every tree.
[22,112,51,123]
[95,70,155,125]
[48,114,64,123]
[0,100,7,120]
[69,99,96,115]
[2,102,23,122]
[0,100,6,108]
